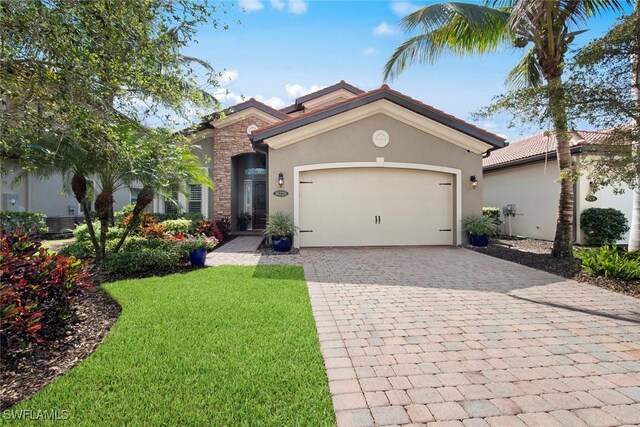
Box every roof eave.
[253,91,505,148]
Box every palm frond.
[506,46,544,88]
[385,3,511,81]
[176,54,214,71]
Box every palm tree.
[384,0,628,258]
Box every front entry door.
[252,181,267,229]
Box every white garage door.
[298,167,454,247]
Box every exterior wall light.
[470,175,478,189]
[278,172,284,187]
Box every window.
[188,184,202,214]
[130,187,142,205]
[165,190,179,215]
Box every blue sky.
[184,1,631,141]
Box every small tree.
[565,7,640,249]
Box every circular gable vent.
[246,124,259,135]
[372,130,389,148]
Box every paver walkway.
[302,247,640,427]
[205,236,303,266]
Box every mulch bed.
[471,237,640,298]
[1,287,121,410]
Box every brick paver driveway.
[302,247,640,427]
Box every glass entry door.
[252,181,267,229]
[243,179,267,230]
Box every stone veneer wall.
[212,116,272,217]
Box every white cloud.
[288,0,308,14]
[270,0,285,9]
[362,47,378,57]
[239,0,264,12]
[284,83,324,99]
[373,21,399,36]
[214,89,245,106]
[256,95,286,109]
[482,121,499,130]
[220,69,239,85]
[391,1,421,17]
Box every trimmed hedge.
[73,222,125,242]
[0,211,48,234]
[580,208,629,246]
[482,207,501,225]
[100,247,183,278]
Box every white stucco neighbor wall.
[1,161,133,217]
[484,156,634,244]
[483,161,560,241]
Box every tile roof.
[252,84,506,148]
[483,130,612,170]
[203,98,289,123]
[280,81,365,114]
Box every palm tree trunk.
[549,77,575,258]
[628,0,640,251]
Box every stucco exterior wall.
[267,113,485,244]
[0,161,28,212]
[483,161,560,241]
[1,160,133,217]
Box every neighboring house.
[2,81,505,246]
[483,130,632,244]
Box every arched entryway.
[232,153,267,231]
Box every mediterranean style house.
[483,130,633,244]
[2,81,505,246]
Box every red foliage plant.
[0,228,89,352]
[197,220,225,244]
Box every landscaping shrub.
[482,207,502,225]
[151,212,204,223]
[0,211,48,234]
[159,219,194,235]
[196,220,224,244]
[214,216,231,240]
[100,248,182,278]
[576,245,640,280]
[580,208,629,246]
[0,229,87,350]
[73,222,125,242]
[114,204,135,227]
[139,222,166,239]
[60,240,95,259]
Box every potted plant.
[183,236,207,266]
[236,212,251,231]
[263,212,298,252]
[463,214,498,247]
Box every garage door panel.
[299,167,454,247]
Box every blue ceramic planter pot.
[189,247,207,267]
[272,236,292,252]
[469,234,489,247]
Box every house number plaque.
[273,190,289,197]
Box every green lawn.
[6,266,335,426]
[40,238,74,251]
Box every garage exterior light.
[278,172,284,187]
[470,175,478,189]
